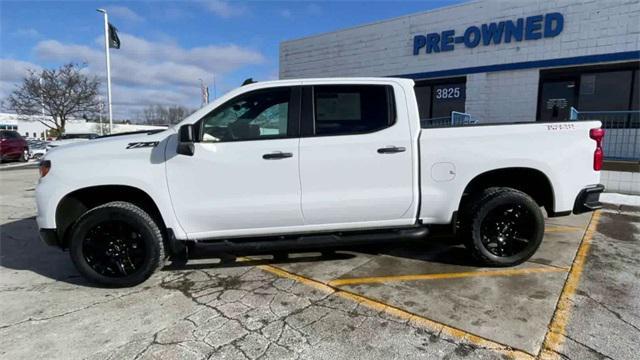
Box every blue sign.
[413,13,564,56]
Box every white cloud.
[201,0,246,18]
[35,35,264,87]
[24,34,265,119]
[0,59,42,82]
[106,6,145,23]
[0,59,44,111]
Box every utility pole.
[39,77,45,117]
[98,97,105,135]
[199,78,209,107]
[97,9,113,134]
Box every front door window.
[201,88,291,142]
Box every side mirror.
[177,124,195,156]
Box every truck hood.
[44,128,174,161]
[47,138,90,148]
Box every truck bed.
[418,121,602,223]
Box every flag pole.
[97,9,113,134]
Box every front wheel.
[19,149,28,162]
[69,201,165,287]
[461,188,544,266]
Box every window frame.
[300,84,397,138]
[196,86,301,143]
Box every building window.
[578,71,632,111]
[538,62,639,122]
[414,77,466,121]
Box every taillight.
[39,160,51,178]
[589,128,605,171]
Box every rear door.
[298,83,415,226]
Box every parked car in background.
[0,130,29,162]
[46,133,98,151]
[27,139,49,160]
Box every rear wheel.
[69,201,165,287]
[461,187,544,266]
[18,149,28,162]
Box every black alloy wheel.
[462,187,544,266]
[479,203,534,257]
[82,221,147,277]
[69,201,165,287]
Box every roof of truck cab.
[242,77,414,87]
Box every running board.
[191,226,429,254]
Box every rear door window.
[312,85,395,136]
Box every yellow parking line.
[538,211,600,360]
[545,225,582,233]
[254,261,534,360]
[328,267,568,287]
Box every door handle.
[377,146,406,154]
[262,151,293,160]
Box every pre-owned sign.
[413,13,564,56]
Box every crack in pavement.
[0,286,149,330]
[110,266,497,360]
[574,291,640,334]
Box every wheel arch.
[56,185,167,248]
[459,167,556,216]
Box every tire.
[19,149,28,162]
[461,187,544,267]
[69,201,165,287]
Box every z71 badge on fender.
[126,141,159,149]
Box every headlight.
[39,160,51,178]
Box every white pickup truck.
[36,78,604,286]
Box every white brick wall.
[602,170,640,195]
[280,0,640,123]
[463,69,540,123]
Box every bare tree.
[5,63,101,134]
[138,104,194,125]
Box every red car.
[0,130,29,162]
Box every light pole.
[97,8,113,134]
[39,77,45,117]
[98,97,105,135]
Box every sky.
[0,0,463,120]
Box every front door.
[166,86,303,239]
[298,84,415,226]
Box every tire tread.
[70,201,165,287]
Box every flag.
[108,23,120,49]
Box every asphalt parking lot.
[1,166,638,360]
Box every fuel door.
[431,162,456,182]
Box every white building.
[281,0,638,123]
[0,113,167,139]
[280,0,640,193]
